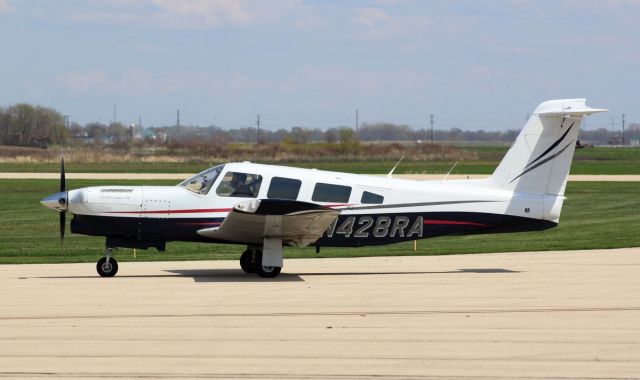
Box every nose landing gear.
[97,248,118,277]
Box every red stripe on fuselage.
[106,208,232,214]
[175,222,222,226]
[424,219,491,227]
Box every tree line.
[1,103,638,147]
[0,104,67,147]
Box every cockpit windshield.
[178,165,224,195]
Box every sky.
[0,0,638,131]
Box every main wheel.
[255,252,281,278]
[240,250,256,273]
[97,257,118,277]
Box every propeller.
[40,154,69,254]
[59,155,66,253]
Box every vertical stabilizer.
[488,99,606,196]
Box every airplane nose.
[41,191,68,212]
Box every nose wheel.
[97,248,118,277]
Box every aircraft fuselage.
[66,162,556,249]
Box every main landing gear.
[97,247,118,277]
[240,247,282,278]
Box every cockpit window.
[216,171,262,198]
[178,165,224,195]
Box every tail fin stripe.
[526,121,574,168]
[509,140,575,184]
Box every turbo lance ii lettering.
[41,99,606,278]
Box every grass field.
[0,179,638,265]
[1,147,639,174]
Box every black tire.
[97,257,118,277]
[240,250,257,273]
[255,251,281,278]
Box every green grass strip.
[0,179,638,265]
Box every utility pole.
[113,103,117,124]
[61,115,69,143]
[139,115,142,128]
[430,114,434,144]
[176,110,180,128]
[256,114,261,144]
[355,109,359,131]
[622,113,626,146]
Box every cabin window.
[361,191,384,204]
[216,171,262,198]
[312,183,352,203]
[178,165,224,195]
[267,177,302,200]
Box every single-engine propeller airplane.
[41,99,606,278]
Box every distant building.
[608,135,622,145]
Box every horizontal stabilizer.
[536,99,607,116]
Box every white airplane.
[41,99,606,278]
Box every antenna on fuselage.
[387,155,405,178]
[441,160,459,182]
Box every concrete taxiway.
[1,248,640,379]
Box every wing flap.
[197,199,340,247]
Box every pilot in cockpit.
[230,173,253,197]
[199,176,208,191]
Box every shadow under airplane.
[23,267,519,283]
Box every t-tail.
[487,99,606,221]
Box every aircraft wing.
[196,199,340,248]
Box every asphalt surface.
[2,248,640,379]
